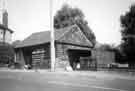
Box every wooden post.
[14,52,17,62]
[50,0,55,71]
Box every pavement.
[0,68,135,91]
[0,68,135,80]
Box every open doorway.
[67,49,96,70]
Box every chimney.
[2,10,8,27]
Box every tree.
[113,45,127,64]
[0,42,14,64]
[54,4,96,46]
[12,40,21,47]
[96,44,114,51]
[120,4,135,67]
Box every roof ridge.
[55,24,78,31]
[31,30,50,35]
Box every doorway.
[67,49,96,70]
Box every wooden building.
[92,49,115,69]
[15,25,96,70]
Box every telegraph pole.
[50,0,55,71]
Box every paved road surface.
[0,70,135,91]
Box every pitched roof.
[15,25,76,48]
[0,24,14,33]
[15,25,92,48]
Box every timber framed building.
[15,25,115,70]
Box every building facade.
[0,0,13,44]
[0,24,13,44]
[15,25,115,70]
[0,0,14,65]
[15,25,95,70]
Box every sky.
[5,0,134,45]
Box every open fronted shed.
[15,25,95,70]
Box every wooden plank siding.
[56,43,91,58]
[31,44,51,69]
[54,26,92,70]
[92,50,115,68]
[55,24,92,60]
[58,26,92,47]
[55,43,92,70]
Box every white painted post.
[50,0,55,71]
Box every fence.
[97,65,135,72]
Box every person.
[73,62,76,70]
[76,62,80,70]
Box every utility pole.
[50,0,55,71]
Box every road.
[0,70,135,91]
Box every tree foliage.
[114,45,127,64]
[120,4,135,66]
[12,40,21,47]
[97,44,114,51]
[0,42,14,64]
[54,4,96,46]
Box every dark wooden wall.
[92,50,115,68]
[55,43,91,69]
[31,44,50,69]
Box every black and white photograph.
[0,0,135,91]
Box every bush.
[0,42,14,64]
